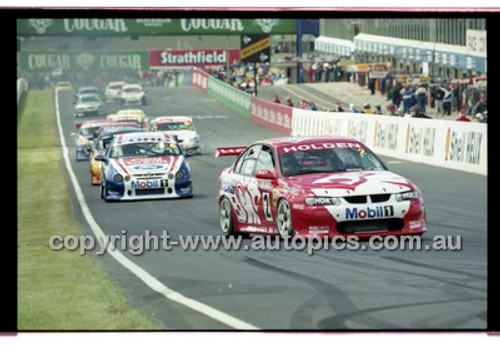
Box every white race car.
[150,116,201,156]
[74,93,106,117]
[96,132,193,201]
[104,81,126,103]
[119,84,147,106]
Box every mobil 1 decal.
[240,35,271,63]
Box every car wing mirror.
[255,169,277,181]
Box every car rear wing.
[215,146,247,158]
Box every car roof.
[80,121,111,129]
[99,126,144,136]
[77,86,99,91]
[78,93,101,99]
[117,109,146,116]
[107,115,143,122]
[256,136,367,150]
[122,84,142,88]
[152,116,193,124]
[111,132,175,145]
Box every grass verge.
[18,89,161,330]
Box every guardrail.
[191,68,487,175]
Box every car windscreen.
[80,126,101,137]
[279,146,386,177]
[79,95,101,103]
[123,86,142,93]
[155,122,194,131]
[109,141,181,158]
[98,129,143,151]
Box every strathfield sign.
[17,18,297,36]
[150,49,240,67]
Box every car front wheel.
[277,199,294,239]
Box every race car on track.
[73,93,106,117]
[216,136,426,238]
[96,132,193,201]
[150,116,201,156]
[71,120,110,161]
[73,86,101,102]
[89,125,144,185]
[107,112,148,129]
[119,84,147,106]
[104,81,126,103]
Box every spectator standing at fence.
[442,86,453,116]
[308,101,318,111]
[368,78,376,95]
[324,62,331,82]
[274,94,281,104]
[308,65,315,83]
[401,85,414,115]
[334,101,344,112]
[435,85,444,116]
[473,95,487,116]
[286,97,294,107]
[392,81,403,108]
[385,76,392,101]
[415,84,427,114]
[362,103,373,114]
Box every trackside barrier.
[292,111,487,176]
[207,75,251,117]
[192,69,209,93]
[17,77,28,105]
[250,97,293,135]
[192,69,251,117]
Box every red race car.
[216,136,426,239]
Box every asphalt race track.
[58,86,487,330]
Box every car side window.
[234,145,261,176]
[255,145,275,174]
[240,159,256,177]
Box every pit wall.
[192,69,487,175]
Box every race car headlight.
[395,191,419,201]
[113,174,124,183]
[176,171,185,179]
[305,197,341,206]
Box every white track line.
[54,88,258,330]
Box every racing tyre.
[100,181,109,202]
[219,196,247,237]
[277,199,294,239]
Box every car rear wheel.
[277,199,294,239]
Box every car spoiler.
[215,146,247,158]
